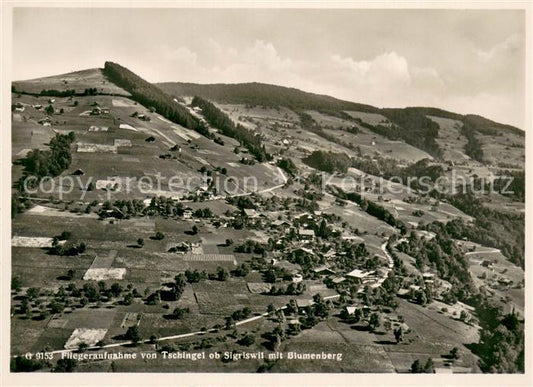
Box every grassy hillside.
[158,82,523,159]
[158,82,379,114]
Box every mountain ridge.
[12,66,522,132]
[157,81,523,134]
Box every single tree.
[411,359,422,373]
[77,342,89,353]
[450,347,459,360]
[368,312,381,332]
[394,326,404,344]
[125,325,142,345]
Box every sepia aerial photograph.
[3,3,530,382]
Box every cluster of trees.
[96,199,149,218]
[12,280,141,321]
[461,123,484,162]
[184,269,207,283]
[168,306,190,320]
[230,263,249,277]
[403,159,444,183]
[103,62,204,134]
[299,294,330,328]
[285,248,321,277]
[298,112,360,151]
[263,266,293,283]
[82,88,98,96]
[396,232,474,298]
[227,195,256,210]
[269,282,306,296]
[11,85,106,99]
[332,188,407,233]
[193,208,213,218]
[351,156,443,190]
[262,325,287,350]
[358,274,402,310]
[470,301,524,373]
[410,358,435,373]
[234,240,266,255]
[380,108,443,158]
[125,325,142,345]
[40,88,76,97]
[427,192,524,268]
[276,158,298,177]
[11,196,32,218]
[225,307,252,329]
[191,96,271,162]
[355,110,443,158]
[351,155,401,178]
[185,266,229,284]
[163,274,187,302]
[18,132,75,186]
[492,170,525,202]
[10,356,46,372]
[330,241,369,271]
[49,239,86,256]
[302,150,351,174]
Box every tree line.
[428,191,524,268]
[461,122,484,162]
[191,96,271,162]
[102,62,206,135]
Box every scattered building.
[313,265,335,275]
[243,208,259,218]
[183,208,193,219]
[298,228,315,241]
[346,268,371,280]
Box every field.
[11,93,282,202]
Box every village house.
[296,299,314,309]
[183,207,193,219]
[90,106,102,115]
[292,274,303,283]
[242,208,259,219]
[346,268,372,281]
[313,265,335,276]
[345,306,358,315]
[298,228,315,241]
[270,219,291,230]
[38,117,52,126]
[331,276,346,285]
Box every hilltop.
[12,68,131,96]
